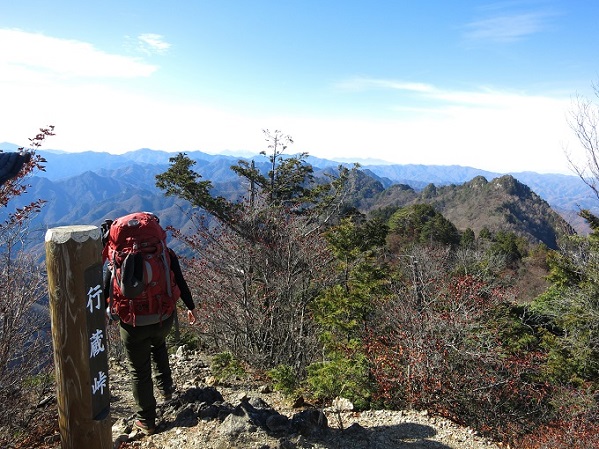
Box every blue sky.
[1,1,597,174]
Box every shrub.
[268,364,299,398]
[167,316,204,353]
[515,408,599,449]
[306,351,372,410]
[210,351,246,382]
[366,245,555,442]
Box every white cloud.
[0,30,575,175]
[137,33,171,55]
[463,10,554,43]
[1,69,574,174]
[312,77,574,173]
[335,77,436,94]
[292,100,571,174]
[0,29,161,148]
[0,29,157,78]
[336,76,569,113]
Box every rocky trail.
[103,345,502,449]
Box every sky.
[1,1,598,175]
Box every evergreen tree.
[387,203,460,249]
[308,215,390,408]
[155,130,354,372]
[533,210,599,382]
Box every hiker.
[0,152,31,185]
[101,212,199,435]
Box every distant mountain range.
[0,144,596,253]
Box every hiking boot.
[160,385,175,401]
[134,419,155,435]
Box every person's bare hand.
[188,309,199,325]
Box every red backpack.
[102,212,181,326]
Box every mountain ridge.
[0,145,594,245]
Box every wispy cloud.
[323,74,572,173]
[336,76,529,107]
[335,77,436,94]
[463,4,556,43]
[335,77,571,131]
[136,33,171,55]
[0,28,157,79]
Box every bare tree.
[566,83,599,200]
[0,127,54,436]
[183,203,333,372]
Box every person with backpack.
[101,211,199,435]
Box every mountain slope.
[364,175,573,249]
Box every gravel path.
[109,347,503,449]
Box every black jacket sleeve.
[103,265,112,308]
[168,249,195,311]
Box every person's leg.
[151,313,175,397]
[120,322,156,427]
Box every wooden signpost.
[45,225,112,449]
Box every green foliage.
[530,214,599,384]
[157,131,357,373]
[545,249,583,287]
[533,285,599,383]
[210,352,246,382]
[489,304,543,353]
[534,281,597,384]
[460,227,475,247]
[580,209,599,235]
[387,203,460,247]
[232,131,316,206]
[368,205,400,223]
[152,127,595,446]
[326,216,387,259]
[268,364,300,398]
[167,325,203,352]
[155,152,240,225]
[314,216,389,344]
[306,216,388,409]
[232,129,355,214]
[479,227,492,240]
[22,372,53,388]
[488,230,527,266]
[306,350,372,410]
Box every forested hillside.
[352,172,573,249]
